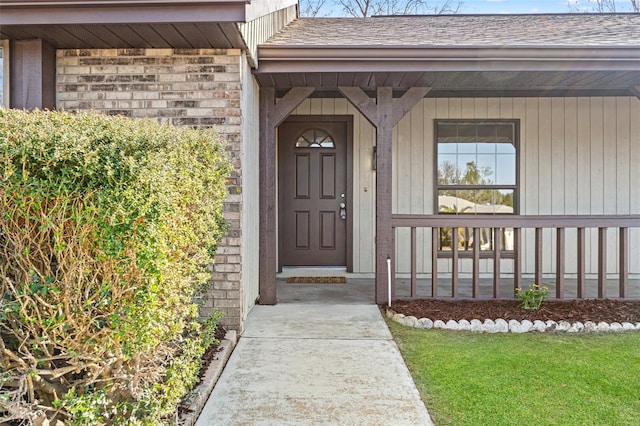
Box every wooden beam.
[535,228,543,285]
[451,228,459,298]
[410,227,417,298]
[258,87,277,305]
[339,86,429,305]
[337,86,379,125]
[10,39,55,109]
[556,227,565,299]
[620,227,628,298]
[375,87,394,305]
[513,228,521,296]
[391,87,431,126]
[598,227,607,298]
[432,228,438,297]
[258,87,314,305]
[631,86,640,100]
[577,227,586,298]
[472,228,480,298]
[271,87,315,126]
[493,228,501,298]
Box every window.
[0,40,7,108]
[295,129,335,148]
[436,120,519,252]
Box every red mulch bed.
[389,299,640,323]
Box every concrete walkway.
[195,304,433,425]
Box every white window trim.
[1,40,8,108]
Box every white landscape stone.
[520,320,533,332]
[494,319,509,333]
[388,309,633,334]
[508,319,523,333]
[609,322,623,332]
[444,320,460,330]
[533,320,547,332]
[417,318,433,329]
[457,319,471,331]
[622,322,635,332]
[567,322,584,333]
[392,313,405,323]
[404,316,419,327]
[470,319,483,332]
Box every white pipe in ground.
[387,257,391,307]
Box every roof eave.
[0,2,250,25]
[256,46,640,73]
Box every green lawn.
[388,320,640,426]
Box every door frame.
[278,115,354,272]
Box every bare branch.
[300,0,330,16]
[568,0,640,12]
[335,0,461,16]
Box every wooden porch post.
[376,87,394,304]
[259,87,314,305]
[338,86,430,304]
[10,39,55,109]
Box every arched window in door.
[295,128,335,148]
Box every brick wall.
[57,48,245,330]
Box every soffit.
[0,1,249,49]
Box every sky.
[464,0,575,14]
[311,0,640,16]
[463,0,634,14]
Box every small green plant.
[515,284,549,310]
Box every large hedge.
[0,109,231,424]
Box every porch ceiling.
[0,0,249,49]
[0,23,246,49]
[255,15,640,97]
[255,70,640,98]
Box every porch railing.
[391,215,640,300]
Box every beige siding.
[239,5,297,67]
[240,54,260,321]
[290,96,640,276]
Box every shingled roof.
[264,14,640,47]
[255,14,640,95]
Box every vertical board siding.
[240,55,260,320]
[239,5,297,67]
[289,96,640,275]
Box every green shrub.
[0,109,231,424]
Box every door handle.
[339,202,347,220]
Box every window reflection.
[436,120,518,252]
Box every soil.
[389,299,640,324]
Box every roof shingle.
[263,14,640,47]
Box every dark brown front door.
[278,117,350,268]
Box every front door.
[278,117,350,268]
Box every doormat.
[286,276,347,284]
